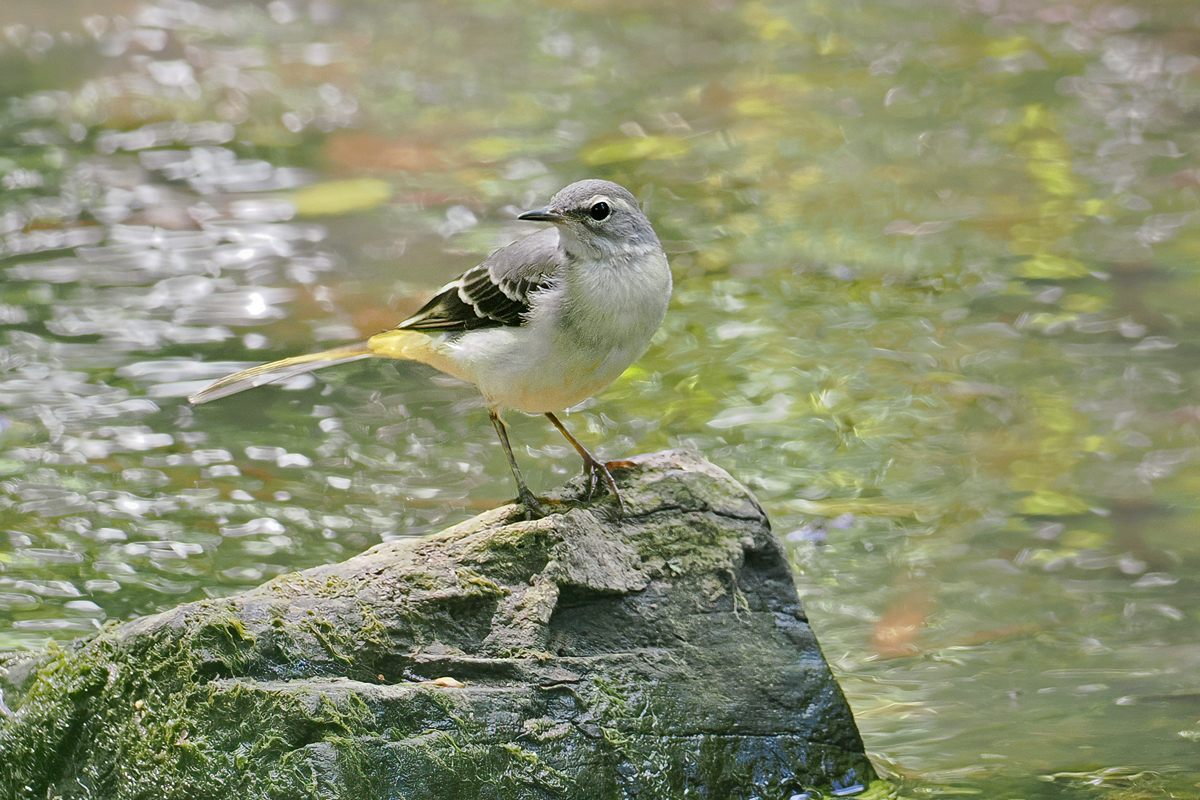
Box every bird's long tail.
[188,342,374,404]
[188,330,452,404]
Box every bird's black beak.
[518,206,566,223]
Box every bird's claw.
[580,456,627,516]
[517,489,547,520]
[581,459,604,499]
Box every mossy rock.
[0,450,875,799]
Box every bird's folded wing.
[399,227,565,331]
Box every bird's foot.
[580,455,628,516]
[516,486,548,520]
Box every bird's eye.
[588,202,610,221]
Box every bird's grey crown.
[547,179,639,213]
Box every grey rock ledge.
[0,449,875,799]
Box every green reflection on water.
[1,0,1199,796]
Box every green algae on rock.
[0,450,874,799]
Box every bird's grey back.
[485,226,567,284]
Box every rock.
[0,449,875,799]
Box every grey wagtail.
[189,179,672,519]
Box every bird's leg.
[489,410,546,520]
[544,412,626,514]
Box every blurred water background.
[1,0,1199,796]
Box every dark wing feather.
[399,227,565,332]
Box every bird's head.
[518,179,658,260]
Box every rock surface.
[0,449,875,799]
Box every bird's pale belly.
[494,352,629,413]
[506,371,616,414]
[467,337,637,415]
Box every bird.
[189,179,672,519]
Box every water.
[2,0,1199,796]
